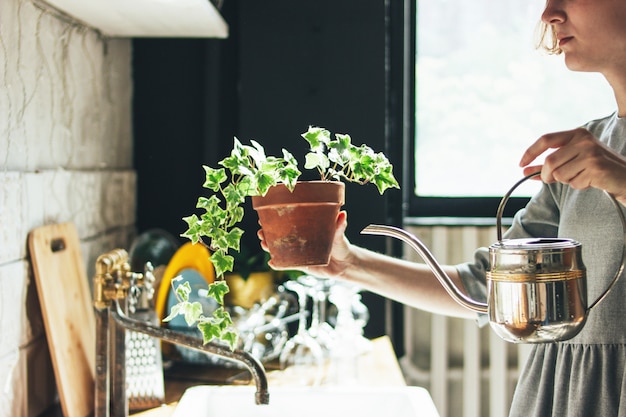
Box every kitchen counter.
[132,336,405,417]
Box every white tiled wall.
[1,0,135,415]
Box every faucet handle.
[127,262,156,313]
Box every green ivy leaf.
[206,281,230,305]
[222,183,246,205]
[236,176,258,197]
[221,154,244,174]
[220,330,239,349]
[162,281,203,326]
[210,251,234,277]
[201,205,227,229]
[196,195,221,212]
[198,320,223,343]
[301,126,330,151]
[304,152,329,171]
[162,302,183,323]
[202,166,227,191]
[212,306,232,327]
[184,301,204,326]
[181,215,202,244]
[328,133,352,166]
[221,138,256,176]
[227,206,244,226]
[174,280,192,302]
[225,227,244,251]
[256,172,276,195]
[248,140,267,166]
[282,149,298,167]
[373,164,400,194]
[195,306,237,349]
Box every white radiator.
[400,225,532,417]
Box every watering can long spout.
[361,224,488,314]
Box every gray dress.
[456,112,626,417]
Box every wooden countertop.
[132,336,405,417]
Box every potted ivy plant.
[164,126,399,348]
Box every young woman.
[260,0,626,414]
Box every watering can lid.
[491,237,581,250]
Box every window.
[408,0,615,220]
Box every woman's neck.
[605,73,626,117]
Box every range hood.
[40,0,228,38]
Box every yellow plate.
[154,242,215,321]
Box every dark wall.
[132,38,210,240]
[133,1,404,347]
[237,1,390,243]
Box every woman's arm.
[259,211,477,320]
[337,243,478,319]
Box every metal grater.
[126,325,165,411]
[126,266,165,412]
[125,233,178,411]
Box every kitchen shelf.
[42,0,228,38]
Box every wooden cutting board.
[29,222,95,417]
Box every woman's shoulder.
[583,111,626,151]
[582,111,619,136]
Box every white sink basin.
[172,385,440,417]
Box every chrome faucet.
[93,249,269,417]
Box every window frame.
[401,0,530,222]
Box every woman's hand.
[519,127,626,205]
[257,210,354,279]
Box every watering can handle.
[496,171,626,310]
[495,171,541,242]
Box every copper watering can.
[362,173,626,343]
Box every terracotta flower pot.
[251,181,345,268]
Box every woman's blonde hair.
[536,21,562,55]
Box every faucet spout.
[111,302,270,405]
[93,248,269,417]
[361,224,488,314]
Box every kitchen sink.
[172,385,440,417]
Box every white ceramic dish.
[172,385,440,417]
